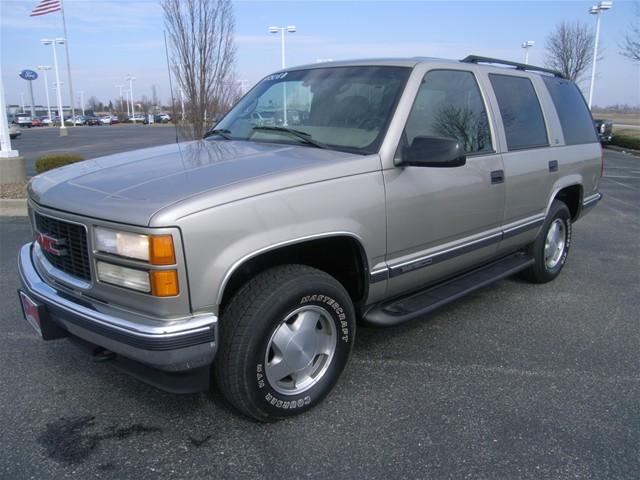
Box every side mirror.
[402,136,466,168]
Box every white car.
[99,116,112,125]
[9,124,21,139]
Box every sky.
[1,0,639,109]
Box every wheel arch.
[546,177,583,222]
[217,232,370,314]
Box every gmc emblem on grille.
[36,232,67,257]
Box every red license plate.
[18,291,43,338]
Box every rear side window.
[489,74,548,151]
[542,76,598,145]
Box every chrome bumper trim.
[19,243,217,369]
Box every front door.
[384,68,505,298]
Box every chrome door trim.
[373,214,548,283]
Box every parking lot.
[11,124,179,177]
[0,149,638,479]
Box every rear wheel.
[521,200,572,283]
[215,265,355,421]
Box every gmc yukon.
[18,56,602,421]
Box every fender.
[544,174,583,218]
[216,231,370,306]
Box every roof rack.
[461,55,564,78]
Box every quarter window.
[542,76,598,145]
[489,74,548,150]
[404,70,493,155]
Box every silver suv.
[18,56,602,421]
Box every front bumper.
[18,242,218,375]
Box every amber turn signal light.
[150,235,176,265]
[151,270,179,297]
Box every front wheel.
[215,265,355,421]
[521,200,572,283]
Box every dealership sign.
[19,69,38,81]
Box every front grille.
[34,212,91,281]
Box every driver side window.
[404,70,493,155]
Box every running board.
[363,253,534,328]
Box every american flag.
[30,0,61,17]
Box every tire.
[521,200,572,283]
[215,265,355,422]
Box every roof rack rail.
[461,55,564,78]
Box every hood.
[29,140,370,226]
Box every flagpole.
[59,0,75,125]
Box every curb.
[0,199,28,217]
[604,145,640,157]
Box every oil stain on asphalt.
[37,415,162,465]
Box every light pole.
[269,25,296,126]
[41,38,67,136]
[521,41,535,64]
[19,93,25,113]
[1,72,20,159]
[125,89,131,117]
[79,90,85,115]
[115,84,124,117]
[126,75,136,123]
[173,63,188,122]
[588,1,613,109]
[178,88,185,121]
[0,66,25,184]
[38,66,53,123]
[269,25,296,69]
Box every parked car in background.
[64,115,84,126]
[9,124,21,139]
[126,114,146,123]
[13,113,32,128]
[100,115,121,125]
[594,119,613,143]
[85,116,102,126]
[41,116,54,125]
[156,113,171,123]
[31,118,43,127]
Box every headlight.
[97,261,150,292]
[95,227,175,265]
[95,227,149,261]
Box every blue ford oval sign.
[19,69,38,81]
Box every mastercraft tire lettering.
[215,265,355,421]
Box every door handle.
[548,160,558,172]
[490,170,504,184]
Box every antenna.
[163,30,179,144]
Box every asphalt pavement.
[12,124,179,177]
[0,150,638,479]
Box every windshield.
[213,66,411,154]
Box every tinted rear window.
[489,74,548,151]
[542,76,598,145]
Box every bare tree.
[544,21,596,82]
[161,0,237,139]
[139,95,153,114]
[620,2,640,62]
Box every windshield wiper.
[251,126,329,149]
[203,128,232,140]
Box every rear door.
[384,67,505,298]
[485,73,559,250]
